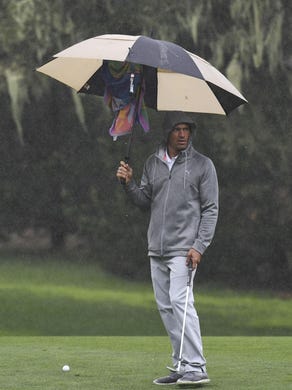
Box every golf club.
[177,262,193,372]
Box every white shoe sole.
[177,378,210,385]
[153,374,183,385]
[153,381,178,385]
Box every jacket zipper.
[160,162,176,256]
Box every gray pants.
[150,256,206,373]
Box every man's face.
[167,123,191,156]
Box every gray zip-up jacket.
[125,142,219,258]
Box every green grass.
[0,336,291,389]
[0,253,291,389]
[0,253,163,336]
[0,252,291,336]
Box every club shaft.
[177,284,190,372]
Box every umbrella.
[37,34,247,116]
[37,34,247,164]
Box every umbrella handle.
[120,155,130,186]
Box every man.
[116,111,218,386]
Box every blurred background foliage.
[0,0,291,289]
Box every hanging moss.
[266,9,284,72]
[252,0,264,68]
[226,53,243,91]
[4,69,28,143]
[71,91,88,132]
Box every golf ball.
[62,365,70,372]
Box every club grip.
[187,263,193,286]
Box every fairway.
[0,254,291,389]
[0,255,291,336]
[0,336,291,389]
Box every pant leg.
[150,257,181,363]
[150,256,206,373]
[168,257,206,372]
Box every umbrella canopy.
[37,34,247,116]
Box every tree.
[0,0,291,288]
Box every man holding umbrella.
[116,111,219,386]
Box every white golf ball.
[62,365,70,372]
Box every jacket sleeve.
[124,163,152,210]
[192,158,219,255]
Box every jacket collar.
[156,141,194,164]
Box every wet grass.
[0,252,291,336]
[0,251,292,336]
[0,336,291,389]
[0,252,291,389]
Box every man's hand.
[116,161,133,185]
[186,248,202,270]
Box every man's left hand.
[186,248,202,270]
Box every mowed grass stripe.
[0,255,291,336]
[0,336,291,390]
